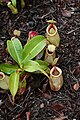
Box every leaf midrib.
[12,41,21,65]
[22,39,46,62]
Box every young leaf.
[23,60,49,78]
[11,0,16,7]
[0,63,19,74]
[22,35,46,63]
[7,38,23,65]
[9,71,20,98]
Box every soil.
[0,0,80,120]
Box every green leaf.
[23,60,49,78]
[0,63,19,74]
[7,38,23,65]
[9,72,20,98]
[23,60,40,72]
[35,60,49,70]
[11,0,16,7]
[22,35,46,63]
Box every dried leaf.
[18,79,26,95]
[73,82,79,91]
[43,92,52,99]
[40,103,44,108]
[50,104,64,111]
[54,116,68,120]
[18,87,26,95]
[62,9,71,18]
[73,65,80,75]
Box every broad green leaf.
[9,72,20,98]
[23,60,49,78]
[11,0,16,7]
[35,60,49,70]
[0,75,9,90]
[22,35,46,63]
[23,60,40,72]
[7,38,23,65]
[0,63,19,74]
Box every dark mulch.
[0,0,80,120]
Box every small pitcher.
[44,44,56,64]
[0,72,9,89]
[49,66,63,91]
[46,24,60,47]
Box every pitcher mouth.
[46,45,55,55]
[50,66,62,77]
[46,24,57,36]
[0,72,5,81]
[47,49,53,54]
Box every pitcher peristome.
[0,72,5,81]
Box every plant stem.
[12,96,15,105]
[7,2,18,14]
[39,69,49,78]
